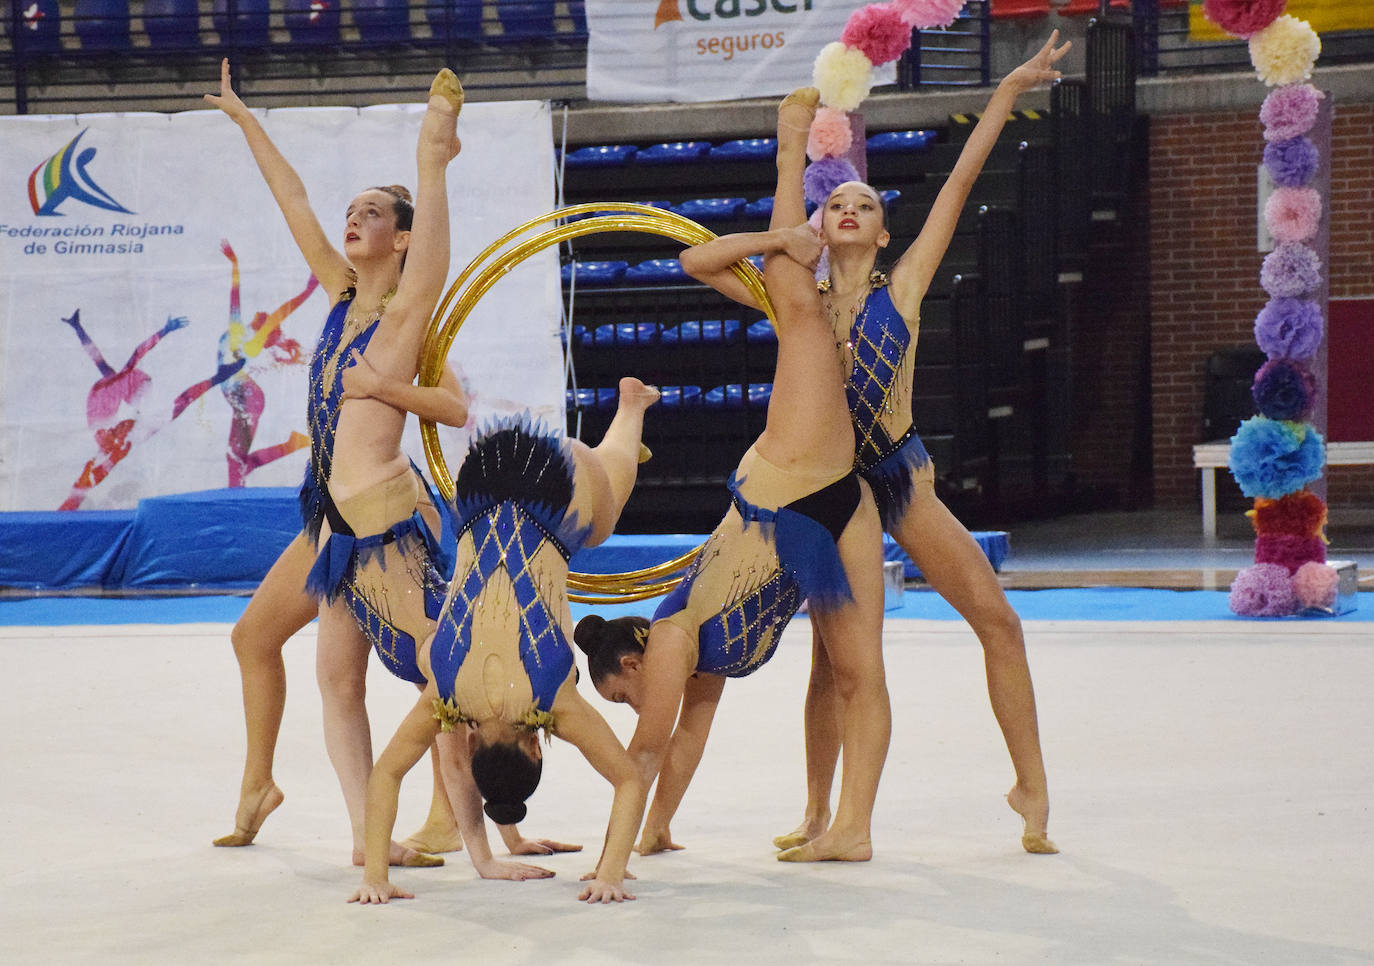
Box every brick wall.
[1149,100,1374,508]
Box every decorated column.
[1201,1,1344,616]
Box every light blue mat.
[2,588,1365,627]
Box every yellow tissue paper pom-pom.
[1249,15,1322,87]
[813,41,875,113]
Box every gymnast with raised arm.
[206,61,567,868]
[672,34,1071,855]
[574,88,890,864]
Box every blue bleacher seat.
[633,141,712,165]
[563,144,638,167]
[425,0,482,43]
[74,0,131,49]
[561,260,628,285]
[566,387,618,410]
[285,0,341,44]
[591,323,660,347]
[212,0,270,44]
[672,198,746,222]
[560,323,587,348]
[866,130,939,155]
[567,0,587,35]
[624,259,687,284]
[710,138,777,160]
[143,0,198,47]
[496,0,555,40]
[742,198,773,219]
[703,383,770,409]
[704,384,740,409]
[881,189,901,205]
[746,319,777,344]
[17,0,61,52]
[661,320,741,345]
[353,0,411,43]
[658,385,703,408]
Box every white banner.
[586,0,895,104]
[0,101,562,511]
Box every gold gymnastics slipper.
[430,67,465,115]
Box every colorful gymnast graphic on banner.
[0,101,561,511]
[584,0,896,103]
[28,129,135,217]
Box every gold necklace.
[822,272,875,385]
[323,287,396,391]
[343,286,395,335]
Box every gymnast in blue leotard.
[351,383,660,906]
[576,89,889,867]
[207,61,471,866]
[672,35,1071,857]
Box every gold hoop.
[417,203,775,603]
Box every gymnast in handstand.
[349,379,660,905]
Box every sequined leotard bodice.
[300,292,379,543]
[841,281,917,471]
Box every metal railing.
[1,1,994,114]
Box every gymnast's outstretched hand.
[348,879,414,905]
[1001,29,1071,97]
[503,832,584,856]
[203,58,250,124]
[471,855,556,881]
[634,826,684,855]
[577,871,637,904]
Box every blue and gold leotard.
[652,446,859,679]
[428,418,592,727]
[298,290,452,684]
[840,279,933,530]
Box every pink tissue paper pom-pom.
[1260,83,1322,141]
[808,107,854,162]
[1201,0,1286,38]
[1249,15,1322,87]
[1228,563,1297,617]
[1292,561,1339,609]
[1264,186,1322,244]
[813,41,875,113]
[842,3,914,67]
[893,0,965,29]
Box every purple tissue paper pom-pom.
[1228,416,1325,499]
[803,156,861,207]
[1229,563,1296,617]
[1260,84,1322,142]
[1252,359,1315,421]
[1260,242,1321,298]
[1263,136,1319,187]
[1254,298,1323,361]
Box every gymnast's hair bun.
[483,800,527,825]
[574,614,607,655]
[382,184,412,205]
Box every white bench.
[1192,440,1374,537]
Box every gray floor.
[3,612,1372,966]
[995,507,1374,582]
